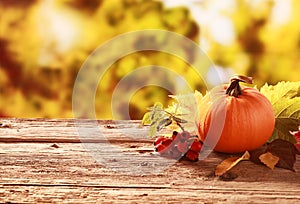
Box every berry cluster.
[154,131,203,162]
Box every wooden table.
[0,118,299,203]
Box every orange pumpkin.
[197,75,275,153]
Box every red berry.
[153,136,167,146]
[155,143,167,153]
[181,131,191,140]
[176,141,189,153]
[161,139,173,147]
[172,131,179,140]
[190,140,202,153]
[169,148,182,159]
[155,139,174,156]
[185,150,199,162]
[290,129,300,139]
[173,132,185,144]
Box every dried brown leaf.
[215,151,250,176]
[250,139,297,171]
[267,139,297,171]
[250,145,268,164]
[259,152,280,170]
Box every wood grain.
[0,118,299,203]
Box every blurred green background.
[0,0,300,119]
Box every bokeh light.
[0,0,299,119]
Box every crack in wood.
[1,183,170,189]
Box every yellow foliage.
[0,0,299,119]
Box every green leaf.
[141,91,203,137]
[149,124,157,138]
[156,118,172,131]
[142,102,168,126]
[260,81,300,143]
[141,112,152,125]
[150,103,165,120]
[168,90,203,132]
[260,81,300,103]
[141,102,167,137]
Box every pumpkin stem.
[225,75,253,97]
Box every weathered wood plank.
[0,118,151,143]
[0,118,300,203]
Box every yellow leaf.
[215,151,250,176]
[259,152,280,170]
